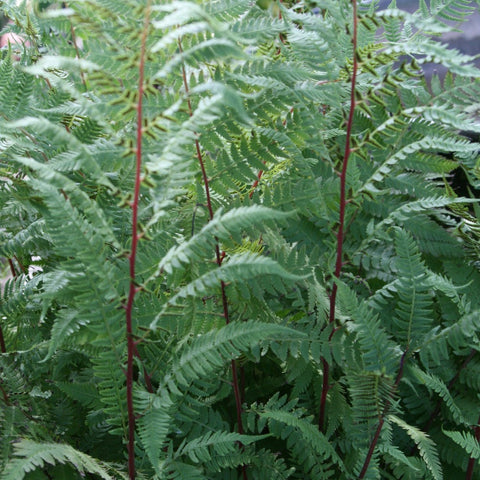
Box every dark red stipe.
[179,41,247,480]
[319,0,358,433]
[125,3,152,479]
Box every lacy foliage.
[1,0,480,478]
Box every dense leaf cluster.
[1,0,480,478]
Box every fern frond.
[175,431,267,470]
[442,429,480,459]
[92,349,128,436]
[255,407,344,471]
[338,282,400,375]
[1,0,479,478]
[2,439,127,480]
[357,135,474,195]
[136,390,174,476]
[392,228,433,347]
[389,415,443,480]
[348,371,396,448]
[412,367,466,425]
[154,206,291,276]
[426,0,476,23]
[154,252,304,313]
[168,320,305,387]
[0,220,48,259]
[378,444,420,476]
[56,380,101,410]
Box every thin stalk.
[0,383,9,405]
[42,470,53,480]
[125,4,151,479]
[240,361,246,404]
[0,321,6,354]
[61,2,86,88]
[179,41,247,480]
[319,0,358,432]
[249,169,264,199]
[69,23,86,88]
[358,349,408,479]
[133,344,154,393]
[466,413,480,480]
[13,256,25,274]
[8,258,17,277]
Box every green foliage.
[443,429,480,459]
[1,0,480,479]
[389,415,443,480]
[2,440,127,480]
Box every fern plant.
[1,0,480,479]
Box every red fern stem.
[0,383,10,405]
[125,4,151,479]
[0,321,6,354]
[249,169,264,199]
[179,41,247,480]
[13,256,25,274]
[8,258,17,277]
[319,0,358,432]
